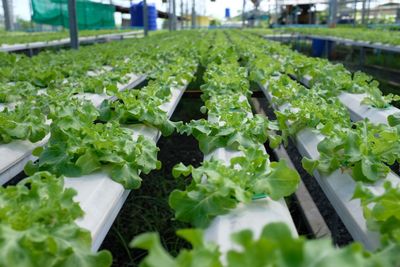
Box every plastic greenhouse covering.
[31,0,115,30]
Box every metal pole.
[67,0,79,49]
[361,0,366,25]
[143,0,148,36]
[397,8,400,24]
[366,0,371,24]
[353,0,357,26]
[329,0,337,27]
[172,0,177,30]
[2,0,13,31]
[275,0,279,24]
[28,0,34,30]
[191,0,196,29]
[180,0,183,29]
[186,0,189,28]
[168,0,171,31]
[255,3,259,27]
[242,0,246,27]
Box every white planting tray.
[298,75,399,125]
[337,92,399,125]
[302,34,400,54]
[0,31,142,53]
[73,73,145,106]
[64,84,187,251]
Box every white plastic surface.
[0,31,142,52]
[74,93,109,107]
[0,138,49,184]
[297,75,399,125]
[0,103,6,112]
[337,92,399,125]
[205,198,297,255]
[303,34,400,53]
[64,84,187,251]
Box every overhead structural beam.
[115,5,188,20]
[2,0,14,31]
[67,0,79,49]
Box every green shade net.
[31,0,115,30]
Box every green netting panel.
[31,0,115,30]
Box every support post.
[67,0,79,49]
[396,8,400,24]
[366,0,371,23]
[172,0,177,30]
[180,0,183,30]
[143,0,148,36]
[185,0,189,29]
[353,0,357,26]
[168,0,171,31]
[191,0,196,29]
[361,0,366,25]
[2,0,14,31]
[254,1,259,27]
[242,0,246,28]
[328,0,337,27]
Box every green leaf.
[388,112,400,127]
[255,160,300,200]
[38,145,67,165]
[169,189,236,227]
[32,146,43,157]
[176,229,205,248]
[76,151,101,175]
[361,156,389,182]
[130,233,176,267]
[301,157,318,174]
[172,163,193,178]
[24,160,39,176]
[110,164,142,189]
